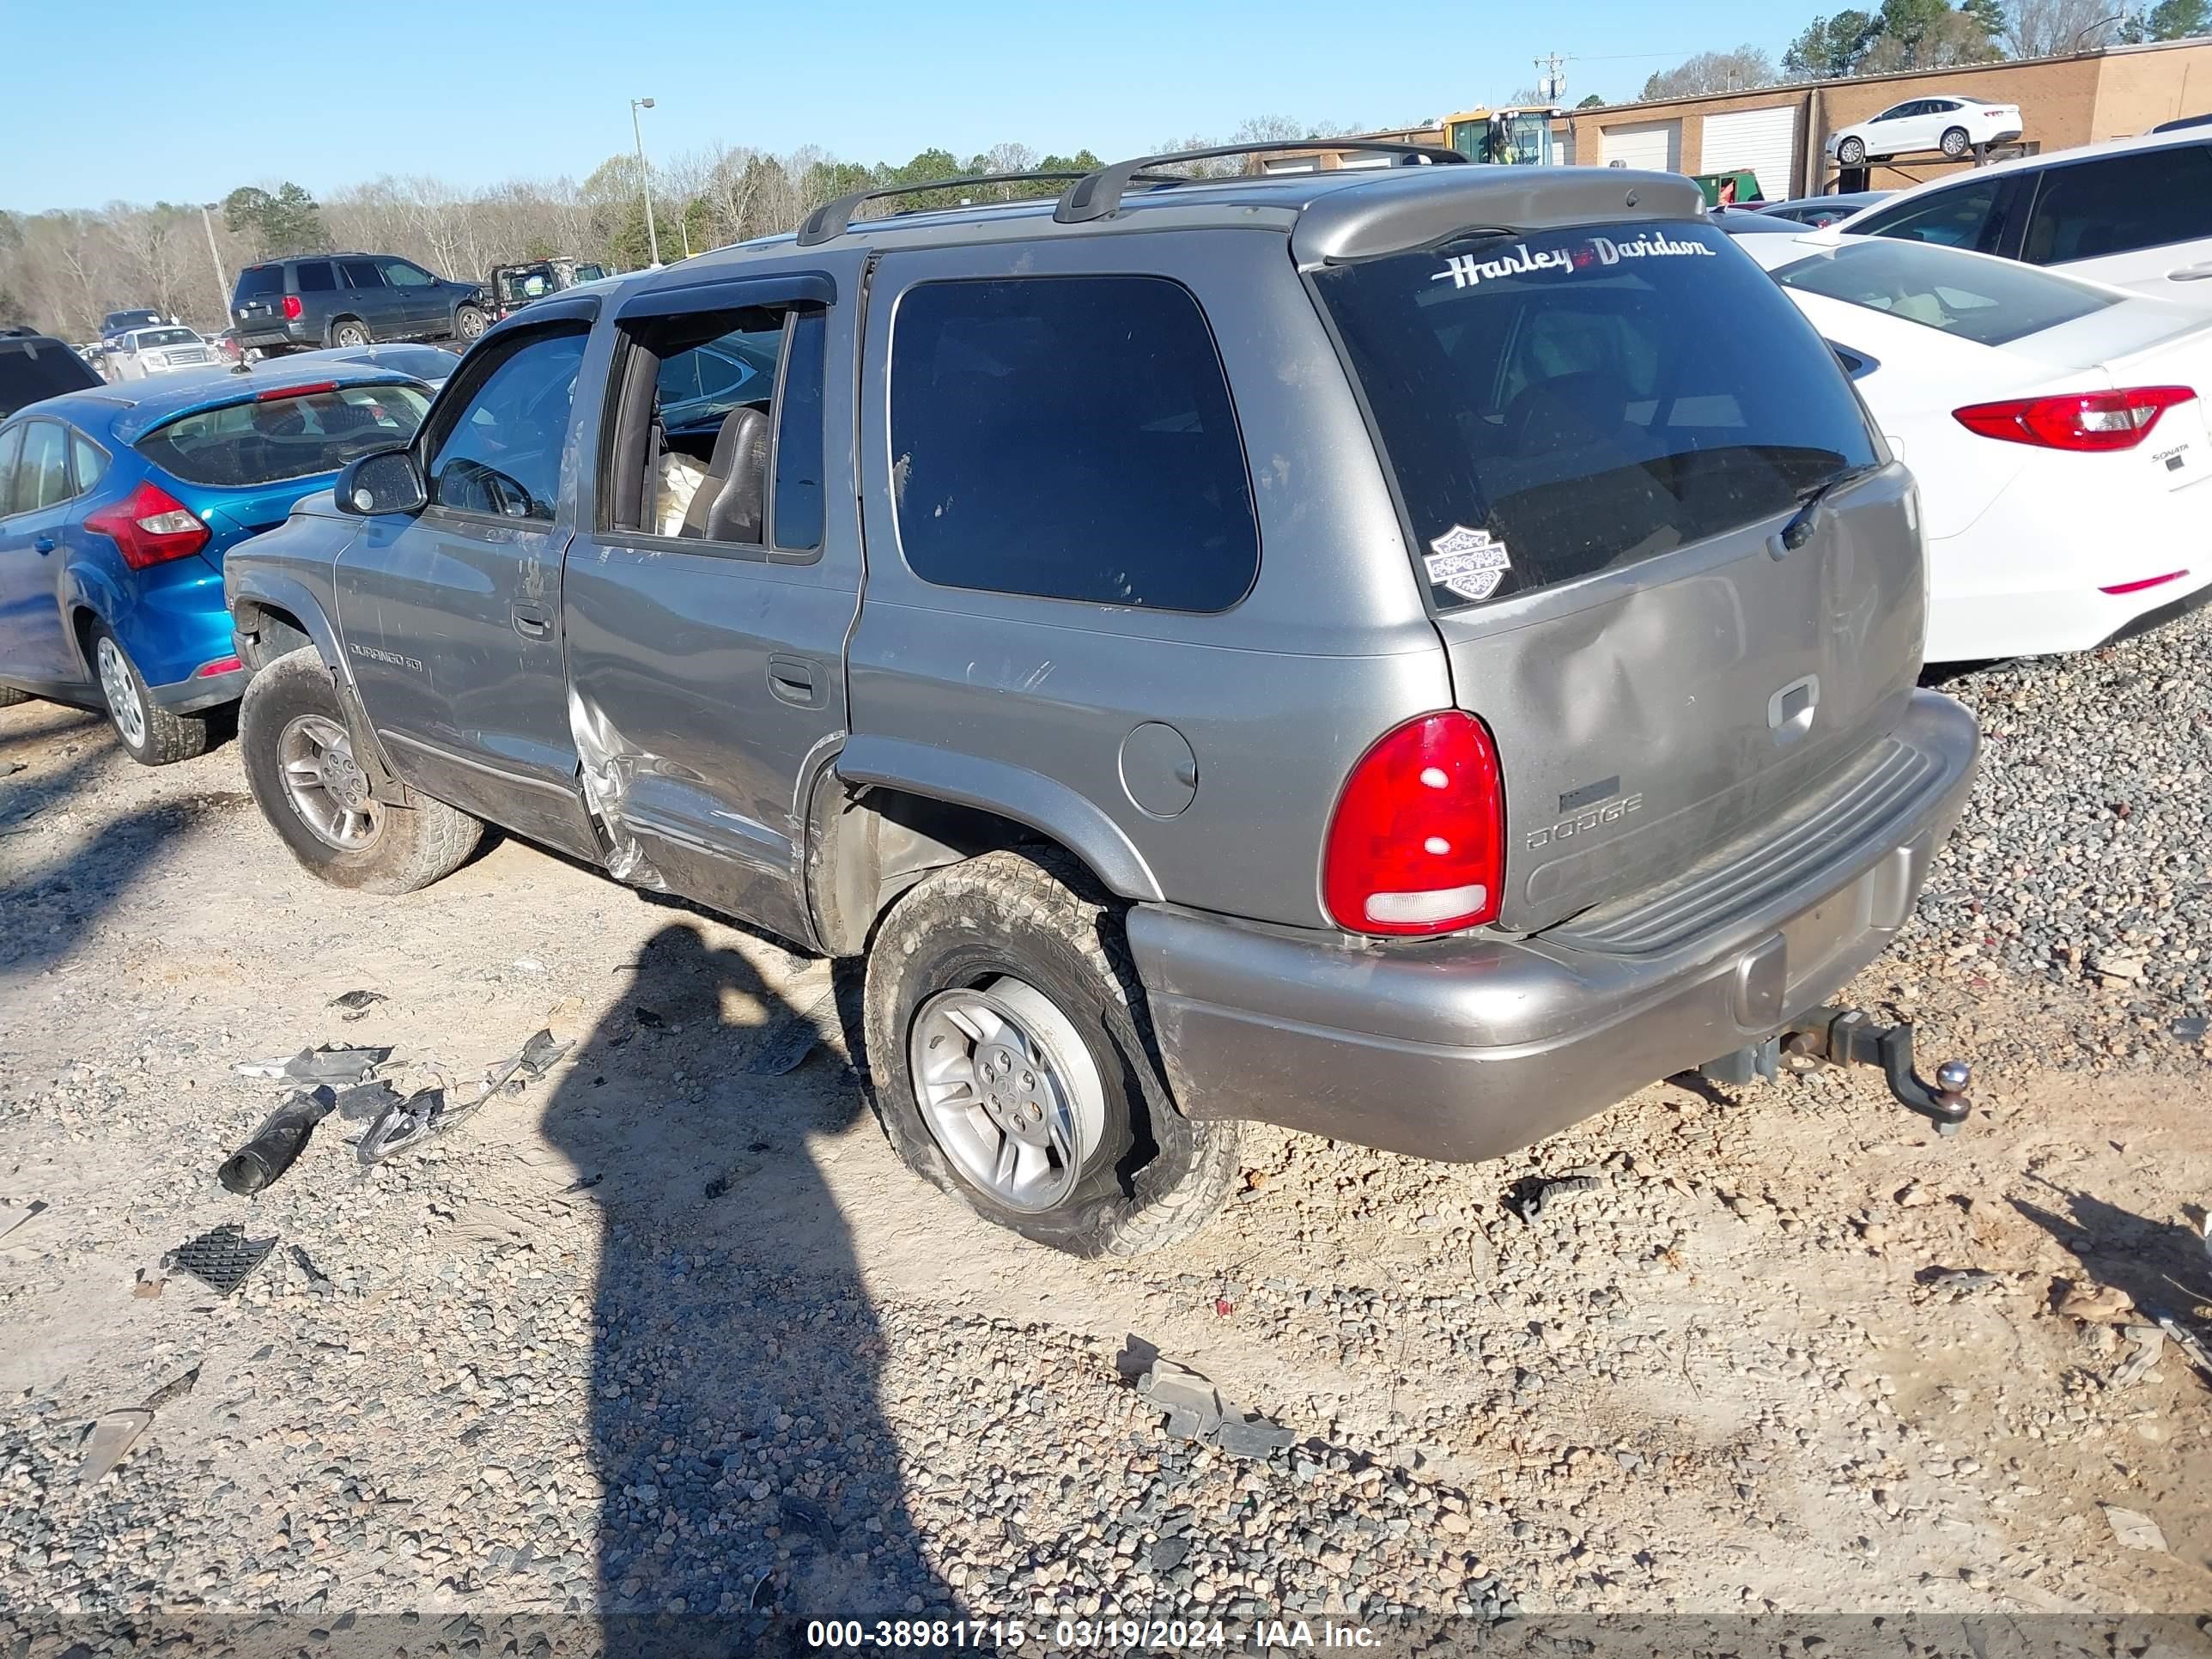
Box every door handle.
[511,601,554,640]
[33,536,55,555]
[767,654,824,708]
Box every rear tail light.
[1322,711,1504,936]
[1954,386,2197,452]
[193,654,244,678]
[83,481,211,569]
[281,295,303,321]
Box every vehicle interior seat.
[680,404,769,543]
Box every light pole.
[198,204,228,322]
[630,96,661,268]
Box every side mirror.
[337,447,428,517]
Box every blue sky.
[4,0,1788,212]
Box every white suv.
[1836,126,2212,302]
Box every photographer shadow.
[538,919,962,1651]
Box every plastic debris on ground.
[0,1197,48,1243]
[2102,1504,2169,1552]
[216,1086,336,1195]
[327,988,389,1022]
[76,1411,153,1486]
[1505,1170,1603,1224]
[356,1029,571,1166]
[289,1243,331,1286]
[1134,1357,1295,1460]
[2112,1325,2167,1389]
[333,1079,403,1123]
[744,986,838,1076]
[167,1223,277,1296]
[2156,1314,2212,1382]
[141,1364,200,1410]
[234,1044,392,1085]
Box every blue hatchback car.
[0,362,434,763]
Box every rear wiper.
[1780,462,1882,551]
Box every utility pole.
[1534,51,1569,103]
[630,97,661,268]
[198,204,228,321]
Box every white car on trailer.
[1739,231,2212,660]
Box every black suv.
[231,254,489,355]
[0,326,102,418]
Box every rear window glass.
[1774,238,2113,345]
[0,340,101,417]
[1313,221,1879,611]
[234,266,283,301]
[137,384,432,487]
[888,275,1259,611]
[137,328,200,349]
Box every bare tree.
[2008,0,2123,52]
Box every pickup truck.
[225,145,1979,1255]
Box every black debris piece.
[778,1492,840,1547]
[560,1173,604,1195]
[289,1243,331,1286]
[633,1006,666,1030]
[356,1086,447,1165]
[703,1174,730,1201]
[744,987,838,1076]
[518,1028,571,1079]
[234,1044,392,1085]
[333,1079,403,1123]
[1135,1358,1294,1460]
[217,1088,337,1196]
[1505,1171,1603,1224]
[140,1364,202,1411]
[327,989,390,1023]
[168,1224,277,1297]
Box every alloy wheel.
[276,713,383,850]
[94,636,146,751]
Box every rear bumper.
[1128,690,1978,1163]
[1927,565,2212,660]
[149,665,247,713]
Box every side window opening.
[605,300,829,554]
[885,275,1261,611]
[2021,145,2212,265]
[425,328,587,522]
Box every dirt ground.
[1,684,2208,1650]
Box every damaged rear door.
[336,313,602,859]
[561,264,858,945]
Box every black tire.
[330,316,372,349]
[87,623,206,766]
[0,686,30,708]
[453,304,486,341]
[1940,126,1971,158]
[1838,136,1867,166]
[861,849,1238,1256]
[238,646,481,894]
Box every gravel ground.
[2,613,2209,1657]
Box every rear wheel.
[862,850,1238,1256]
[90,624,205,766]
[331,316,372,348]
[239,646,480,893]
[1940,125,1971,158]
[1837,135,1867,166]
[453,304,486,341]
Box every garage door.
[1701,106,1799,200]
[1602,120,1681,172]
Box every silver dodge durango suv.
[223,143,1979,1255]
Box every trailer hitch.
[1781,1007,1972,1134]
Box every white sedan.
[104,325,220,380]
[1826,94,2022,166]
[1738,232,2212,660]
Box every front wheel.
[1837,135,1867,166]
[239,646,481,893]
[1940,126,1971,158]
[89,624,206,766]
[862,850,1238,1256]
[453,304,486,341]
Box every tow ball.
[1702,1007,1974,1134]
